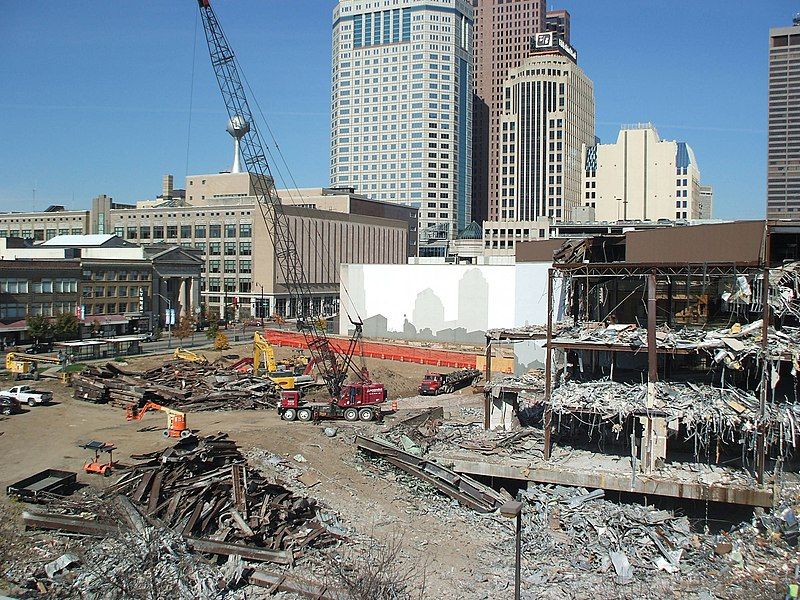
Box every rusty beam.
[22,511,118,537]
[544,267,554,460]
[185,536,293,564]
[250,570,348,599]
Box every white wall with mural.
[339,262,557,373]
[339,264,516,345]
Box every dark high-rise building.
[472,0,547,222]
[767,15,800,217]
[545,8,570,44]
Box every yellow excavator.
[5,352,64,381]
[251,332,314,390]
[173,348,208,364]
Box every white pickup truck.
[2,385,53,407]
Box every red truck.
[418,369,481,396]
[278,381,388,422]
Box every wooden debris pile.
[72,360,279,411]
[106,433,340,559]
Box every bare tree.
[324,530,426,600]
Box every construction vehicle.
[79,441,116,476]
[418,369,482,396]
[173,348,208,363]
[5,352,63,381]
[252,331,314,390]
[197,1,388,422]
[126,402,191,439]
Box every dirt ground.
[0,348,507,599]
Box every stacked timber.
[72,360,279,411]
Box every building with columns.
[0,235,202,337]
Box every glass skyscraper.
[330,0,473,255]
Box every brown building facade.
[472,0,546,222]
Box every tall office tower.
[499,34,594,221]
[767,15,800,218]
[545,9,570,44]
[472,0,546,223]
[330,0,474,256]
[581,124,703,222]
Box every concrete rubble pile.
[486,371,546,396]
[72,359,279,410]
[546,379,800,449]
[518,483,799,596]
[553,319,800,364]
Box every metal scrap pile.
[517,484,798,597]
[72,360,279,411]
[547,379,800,444]
[523,486,797,597]
[486,370,546,396]
[105,433,340,561]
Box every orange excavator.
[126,402,192,439]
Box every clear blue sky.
[0,1,796,219]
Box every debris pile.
[546,379,800,446]
[72,360,278,411]
[516,483,798,597]
[106,433,340,559]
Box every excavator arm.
[253,331,279,377]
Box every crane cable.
[184,8,199,181]
[233,54,365,327]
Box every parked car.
[2,385,53,407]
[0,395,21,416]
[25,342,53,354]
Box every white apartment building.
[582,124,703,222]
[699,184,714,220]
[498,34,595,222]
[330,0,473,255]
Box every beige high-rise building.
[767,17,800,217]
[581,124,703,222]
[498,35,595,221]
[472,0,555,223]
[699,185,714,220]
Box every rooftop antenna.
[794,12,800,26]
[32,182,36,213]
[226,115,250,173]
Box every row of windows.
[115,223,252,240]
[81,286,144,299]
[0,228,83,240]
[0,278,76,294]
[83,302,141,316]
[203,260,252,274]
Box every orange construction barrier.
[263,329,477,369]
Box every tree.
[26,315,52,342]
[205,321,219,341]
[53,313,79,341]
[90,319,102,337]
[173,315,195,342]
[213,332,229,351]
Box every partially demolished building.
[474,220,800,507]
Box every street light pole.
[257,282,265,326]
[500,500,523,600]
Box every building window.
[194,241,206,253]
[224,278,236,292]
[208,278,221,293]
[195,225,206,238]
[152,226,164,239]
[239,241,252,255]
[224,242,236,256]
[209,242,221,255]
[209,225,221,238]
[239,223,252,237]
[224,260,236,273]
[180,225,192,238]
[209,260,221,273]
[225,224,237,237]
[240,260,252,273]
[167,225,178,238]
[139,226,151,240]
[239,279,252,293]
[127,226,137,239]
